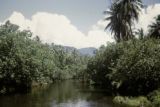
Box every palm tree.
[135,28,145,40]
[104,3,122,42]
[149,15,160,38]
[119,0,142,36]
[105,0,142,42]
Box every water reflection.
[0,80,115,107]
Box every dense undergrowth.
[86,38,160,106]
[87,38,160,96]
[0,21,89,94]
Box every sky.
[0,0,160,48]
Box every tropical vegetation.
[0,21,89,94]
[1,0,160,106]
[105,0,142,42]
[87,0,160,106]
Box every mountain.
[63,46,97,56]
[63,46,76,52]
[78,47,97,56]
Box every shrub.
[113,96,152,107]
[148,89,160,107]
[0,21,89,94]
[87,39,160,95]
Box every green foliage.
[135,28,145,40]
[148,90,160,107]
[105,0,142,42]
[87,44,121,90]
[87,38,160,95]
[149,14,160,38]
[113,96,152,107]
[0,21,89,94]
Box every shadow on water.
[0,80,119,107]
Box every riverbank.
[0,80,115,107]
[113,89,160,107]
[113,96,152,107]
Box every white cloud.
[7,12,31,30]
[137,4,160,33]
[5,11,113,49]
[3,4,159,48]
[86,20,114,47]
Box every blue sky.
[0,0,160,48]
[1,0,159,32]
[0,0,110,32]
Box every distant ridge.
[78,47,97,56]
[63,46,97,56]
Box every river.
[0,80,119,107]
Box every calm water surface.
[0,80,118,107]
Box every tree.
[105,3,122,42]
[0,21,89,94]
[149,15,160,38]
[105,0,142,42]
[135,28,145,40]
[87,39,160,95]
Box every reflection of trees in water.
[29,80,114,106]
[0,80,115,107]
[45,80,91,103]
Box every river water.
[0,80,119,107]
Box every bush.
[0,21,89,94]
[87,39,160,95]
[113,96,152,107]
[148,90,160,107]
[113,39,160,95]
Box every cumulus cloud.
[86,20,114,47]
[7,12,31,30]
[3,11,113,48]
[136,4,160,33]
[2,4,159,48]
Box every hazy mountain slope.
[78,47,97,56]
